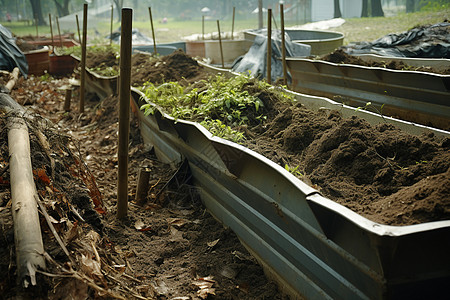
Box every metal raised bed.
[130,83,450,300]
[244,28,344,56]
[286,57,450,130]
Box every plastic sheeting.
[108,28,154,46]
[342,22,450,58]
[232,30,311,82]
[0,25,28,78]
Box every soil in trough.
[134,50,449,226]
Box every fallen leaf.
[192,276,216,299]
[134,220,151,232]
[168,218,189,228]
[207,239,220,248]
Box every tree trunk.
[406,0,416,12]
[334,0,342,18]
[29,0,46,25]
[112,0,124,21]
[361,0,369,17]
[371,0,385,17]
[53,0,70,17]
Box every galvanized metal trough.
[130,84,450,300]
[286,57,450,130]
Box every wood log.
[1,93,46,287]
[5,67,20,91]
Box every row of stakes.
[49,3,290,220]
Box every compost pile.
[0,70,288,298]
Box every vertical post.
[48,14,54,52]
[56,17,63,48]
[79,4,88,114]
[76,15,81,43]
[258,0,263,29]
[64,88,72,112]
[202,15,205,40]
[280,4,288,86]
[110,5,113,46]
[267,9,272,84]
[35,14,38,37]
[148,7,157,56]
[117,8,132,220]
[217,20,224,68]
[135,167,151,206]
[231,7,235,40]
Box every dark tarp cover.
[342,22,450,58]
[232,30,311,82]
[0,24,28,78]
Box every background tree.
[371,0,384,16]
[53,0,70,17]
[334,0,342,18]
[112,0,123,21]
[29,0,46,25]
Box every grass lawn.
[3,8,449,45]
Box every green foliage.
[139,73,292,143]
[284,164,303,177]
[419,0,450,11]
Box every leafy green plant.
[284,164,303,177]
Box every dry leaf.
[168,218,189,228]
[134,220,151,231]
[207,239,220,248]
[192,276,215,299]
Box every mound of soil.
[130,51,450,226]
[321,49,450,74]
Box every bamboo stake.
[35,15,38,37]
[148,7,157,56]
[56,16,63,48]
[48,14,54,52]
[1,93,46,287]
[217,20,224,68]
[280,4,288,86]
[135,167,151,206]
[79,4,88,114]
[267,9,272,84]
[64,88,71,112]
[117,8,132,220]
[231,7,235,40]
[76,15,81,43]
[202,15,205,40]
[110,5,113,46]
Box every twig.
[35,195,74,264]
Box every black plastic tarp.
[0,24,28,77]
[232,30,311,82]
[342,22,450,58]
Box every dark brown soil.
[321,49,450,74]
[121,50,449,226]
[1,72,288,299]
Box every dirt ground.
[0,63,288,298]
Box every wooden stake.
[231,7,235,40]
[267,9,272,84]
[148,7,157,56]
[6,67,19,91]
[217,20,224,68]
[76,15,81,43]
[35,14,38,37]
[110,5,113,46]
[202,15,205,40]
[48,14,54,52]
[64,88,71,112]
[56,16,63,48]
[135,167,151,206]
[79,4,88,114]
[280,4,288,86]
[117,8,133,220]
